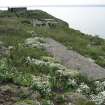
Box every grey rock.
[43,38,105,81]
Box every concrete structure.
[32,18,58,28]
[8,7,27,12]
[44,19,58,27]
[32,19,45,27]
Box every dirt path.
[43,38,105,81]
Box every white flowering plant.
[90,91,105,105]
[94,81,105,93]
[25,56,80,92]
[32,82,51,96]
[41,56,59,63]
[0,58,14,82]
[25,37,46,49]
[76,83,90,95]
[31,75,51,96]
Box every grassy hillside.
[0,9,105,105]
[0,9,105,68]
[34,27,105,68]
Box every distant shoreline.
[0,5,105,9]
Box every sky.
[0,0,105,7]
[0,0,105,38]
[27,6,105,38]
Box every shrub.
[76,83,90,95]
[13,72,33,86]
[41,56,59,63]
[31,82,51,96]
[49,71,70,92]
[0,58,33,86]
[0,58,13,82]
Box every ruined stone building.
[8,7,27,12]
[7,7,59,28]
[32,18,58,28]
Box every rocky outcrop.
[43,38,105,81]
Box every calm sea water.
[29,7,105,38]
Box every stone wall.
[8,7,27,12]
[32,18,58,28]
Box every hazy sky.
[0,0,105,38]
[27,7,105,38]
[0,0,105,7]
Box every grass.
[8,45,49,75]
[1,10,105,70]
[0,10,103,105]
[34,26,105,68]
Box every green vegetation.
[0,9,105,105]
[34,27,105,68]
[1,10,105,69]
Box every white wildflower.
[49,62,66,70]
[76,83,90,94]
[41,56,59,63]
[25,37,45,48]
[94,80,105,92]
[90,91,105,105]
[26,57,47,66]
[68,79,77,87]
[76,88,82,93]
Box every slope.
[0,8,105,105]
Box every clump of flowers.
[26,56,79,76]
[0,58,33,86]
[0,58,14,82]
[88,80,105,105]
[68,78,78,89]
[32,82,51,96]
[31,75,51,96]
[41,56,59,63]
[32,75,50,86]
[90,91,105,105]
[57,69,79,77]
[26,56,80,92]
[25,37,46,49]
[76,83,90,95]
[26,56,47,66]
[94,81,105,93]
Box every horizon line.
[0,5,105,8]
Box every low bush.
[31,82,51,96]
[49,75,70,92]
[13,72,33,86]
[0,58,13,82]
